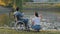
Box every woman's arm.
[31,18,34,26]
[39,14,42,19]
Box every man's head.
[16,7,19,11]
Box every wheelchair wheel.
[15,21,25,31]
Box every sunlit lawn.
[0,28,60,34]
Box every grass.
[0,28,60,34]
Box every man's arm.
[13,12,17,22]
[21,12,24,17]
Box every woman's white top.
[32,16,41,25]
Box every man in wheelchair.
[13,7,29,30]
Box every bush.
[6,3,13,8]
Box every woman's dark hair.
[16,7,19,11]
[35,12,39,17]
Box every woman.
[31,12,42,32]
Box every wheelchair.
[14,18,29,31]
